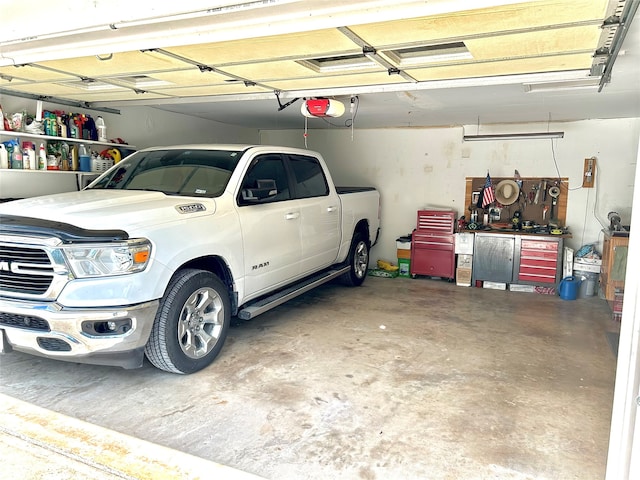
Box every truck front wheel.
[145,269,231,374]
[341,232,369,287]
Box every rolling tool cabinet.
[410,210,456,280]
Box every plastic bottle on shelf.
[23,142,35,170]
[96,116,107,142]
[38,143,47,170]
[78,144,91,172]
[11,144,23,169]
[60,142,70,171]
[71,145,79,171]
[0,144,8,169]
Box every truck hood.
[0,190,216,232]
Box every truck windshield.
[88,148,244,197]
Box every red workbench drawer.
[519,273,556,283]
[520,258,557,269]
[521,240,558,251]
[520,249,558,261]
[519,264,556,275]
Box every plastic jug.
[78,144,91,172]
[558,276,582,301]
[0,144,8,169]
[96,116,107,142]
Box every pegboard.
[464,177,568,227]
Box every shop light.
[462,132,565,141]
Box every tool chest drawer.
[521,239,558,251]
[410,245,455,279]
[412,232,455,251]
[515,236,562,285]
[416,210,456,233]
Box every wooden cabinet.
[600,230,629,302]
[410,210,456,280]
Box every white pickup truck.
[0,145,380,373]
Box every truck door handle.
[327,206,338,213]
[285,212,300,220]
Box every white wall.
[261,118,639,263]
[1,96,259,149]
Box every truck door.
[236,153,301,296]
[287,154,341,275]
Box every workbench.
[469,231,567,288]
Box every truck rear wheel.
[145,269,230,374]
[341,231,369,286]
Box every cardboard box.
[457,254,472,268]
[397,248,411,259]
[483,281,507,290]
[574,257,602,273]
[509,284,536,293]
[455,233,474,255]
[456,268,471,286]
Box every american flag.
[482,173,495,207]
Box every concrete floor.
[0,277,619,480]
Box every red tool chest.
[517,238,559,284]
[410,210,456,279]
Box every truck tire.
[145,269,230,374]
[341,231,369,287]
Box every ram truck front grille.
[0,245,55,295]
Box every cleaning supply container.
[558,276,581,300]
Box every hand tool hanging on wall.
[548,184,560,220]
[534,181,542,204]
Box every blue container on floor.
[558,276,581,300]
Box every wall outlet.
[582,157,596,188]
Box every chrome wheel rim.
[353,241,368,279]
[178,287,224,359]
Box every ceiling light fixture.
[62,79,126,91]
[523,78,601,93]
[384,42,473,67]
[108,0,300,30]
[463,132,564,141]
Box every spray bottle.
[38,143,47,170]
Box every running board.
[237,265,350,320]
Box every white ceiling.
[1,0,638,130]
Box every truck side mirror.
[241,179,278,202]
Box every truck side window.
[288,154,329,199]
[238,154,291,205]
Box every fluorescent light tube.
[523,78,601,93]
[463,132,564,141]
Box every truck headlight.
[63,239,151,278]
